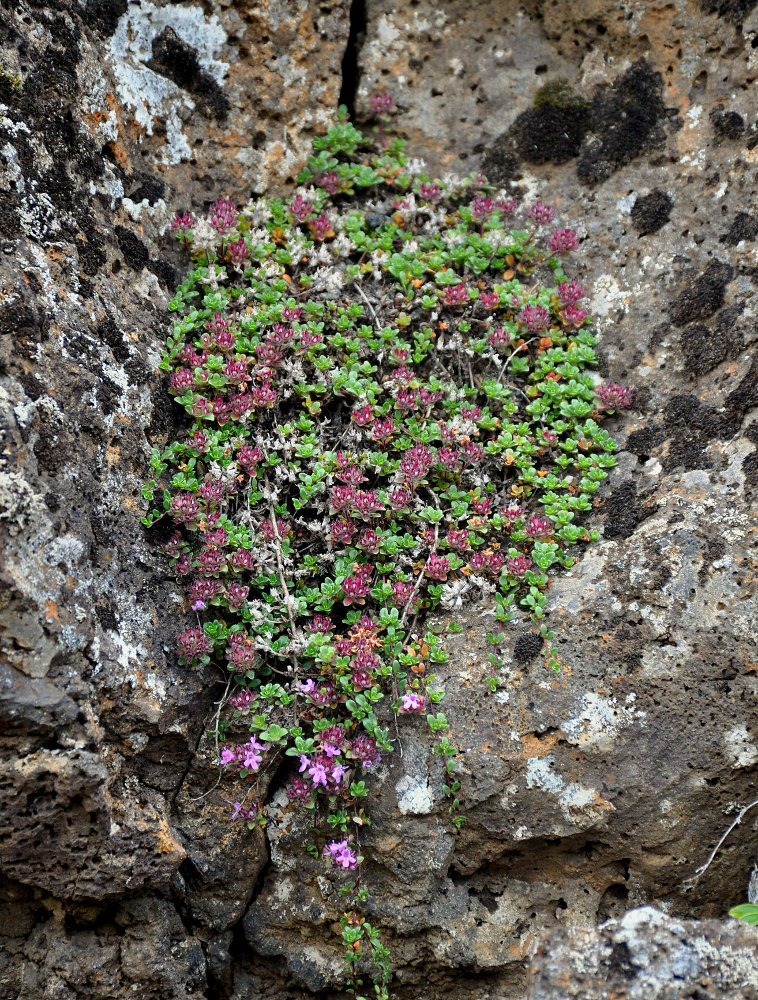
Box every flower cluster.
[150,102,628,1000]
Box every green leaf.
[730,904,758,925]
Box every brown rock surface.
[2,1,758,998]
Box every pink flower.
[400,691,425,713]
[289,194,313,223]
[419,182,442,202]
[525,515,552,538]
[517,304,551,332]
[596,382,632,410]
[228,237,250,264]
[557,278,585,306]
[176,627,212,661]
[506,555,533,579]
[316,171,340,195]
[526,201,555,225]
[487,326,512,350]
[470,195,494,220]
[170,211,195,232]
[287,777,312,802]
[305,615,334,634]
[480,291,500,310]
[170,492,200,525]
[220,747,235,765]
[444,283,469,307]
[547,228,579,254]
[563,304,588,327]
[308,213,332,240]
[369,92,395,114]
[424,554,450,581]
[209,197,238,235]
[352,404,373,426]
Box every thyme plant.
[144,102,628,997]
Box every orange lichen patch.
[155,815,185,856]
[43,599,59,623]
[105,443,121,465]
[518,731,560,759]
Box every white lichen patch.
[106,2,229,165]
[525,755,609,821]
[562,691,646,751]
[724,726,758,769]
[395,773,434,815]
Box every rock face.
[1,1,758,998]
[529,906,758,1000]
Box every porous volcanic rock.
[2,1,758,999]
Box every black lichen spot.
[115,225,149,271]
[722,211,758,245]
[128,173,166,205]
[725,356,758,416]
[513,633,544,663]
[148,257,177,289]
[577,61,666,185]
[662,394,741,471]
[96,316,129,363]
[680,304,744,376]
[602,481,657,540]
[698,0,758,28]
[96,375,122,416]
[669,261,734,327]
[148,27,229,121]
[625,426,664,461]
[84,0,128,37]
[479,144,522,188]
[96,605,119,631]
[743,450,758,488]
[710,109,745,140]
[630,190,672,236]
[507,81,589,166]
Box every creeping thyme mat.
[144,102,629,998]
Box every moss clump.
[533,79,588,112]
[0,62,22,91]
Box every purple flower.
[324,839,358,870]
[309,762,328,787]
[191,600,206,611]
[220,747,235,765]
[243,748,263,771]
[331,763,347,784]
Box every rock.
[2,0,758,997]
[528,906,758,999]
